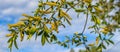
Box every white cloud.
[0,25,9,52]
[2,7,24,15]
[0,0,26,5]
[0,0,38,21]
[0,0,38,52]
[0,0,37,9]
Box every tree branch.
[81,7,89,51]
[82,8,89,34]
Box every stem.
[82,10,89,34]
[66,1,80,12]
[81,7,89,51]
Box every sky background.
[0,0,120,52]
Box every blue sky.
[0,0,120,52]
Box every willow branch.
[82,8,88,34]
[81,7,89,51]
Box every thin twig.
[66,1,80,12]
[82,8,89,34]
[81,7,89,51]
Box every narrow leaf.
[102,44,106,49]
[41,35,46,46]
[38,30,44,36]
[108,40,114,44]
[96,37,99,45]
[65,18,71,25]
[14,40,19,49]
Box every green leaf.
[88,43,94,46]
[63,43,67,47]
[60,9,72,20]
[61,24,66,28]
[72,38,75,45]
[75,9,85,12]
[14,40,19,49]
[96,18,101,25]
[50,34,57,42]
[76,42,82,47]
[44,32,50,37]
[35,31,38,40]
[45,36,49,43]
[65,18,71,25]
[8,41,13,48]
[97,44,102,51]
[96,37,99,45]
[37,30,44,36]
[44,25,50,33]
[92,16,101,25]
[108,34,114,39]
[65,39,69,43]
[29,26,37,35]
[110,0,114,2]
[27,34,32,40]
[98,34,102,40]
[105,40,110,45]
[108,40,114,44]
[53,35,57,41]
[102,44,106,49]
[67,2,74,8]
[20,31,24,41]
[8,37,14,52]
[8,37,13,43]
[41,35,46,46]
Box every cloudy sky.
[0,0,120,52]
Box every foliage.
[6,0,120,52]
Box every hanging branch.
[81,7,89,51]
[82,9,88,34]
